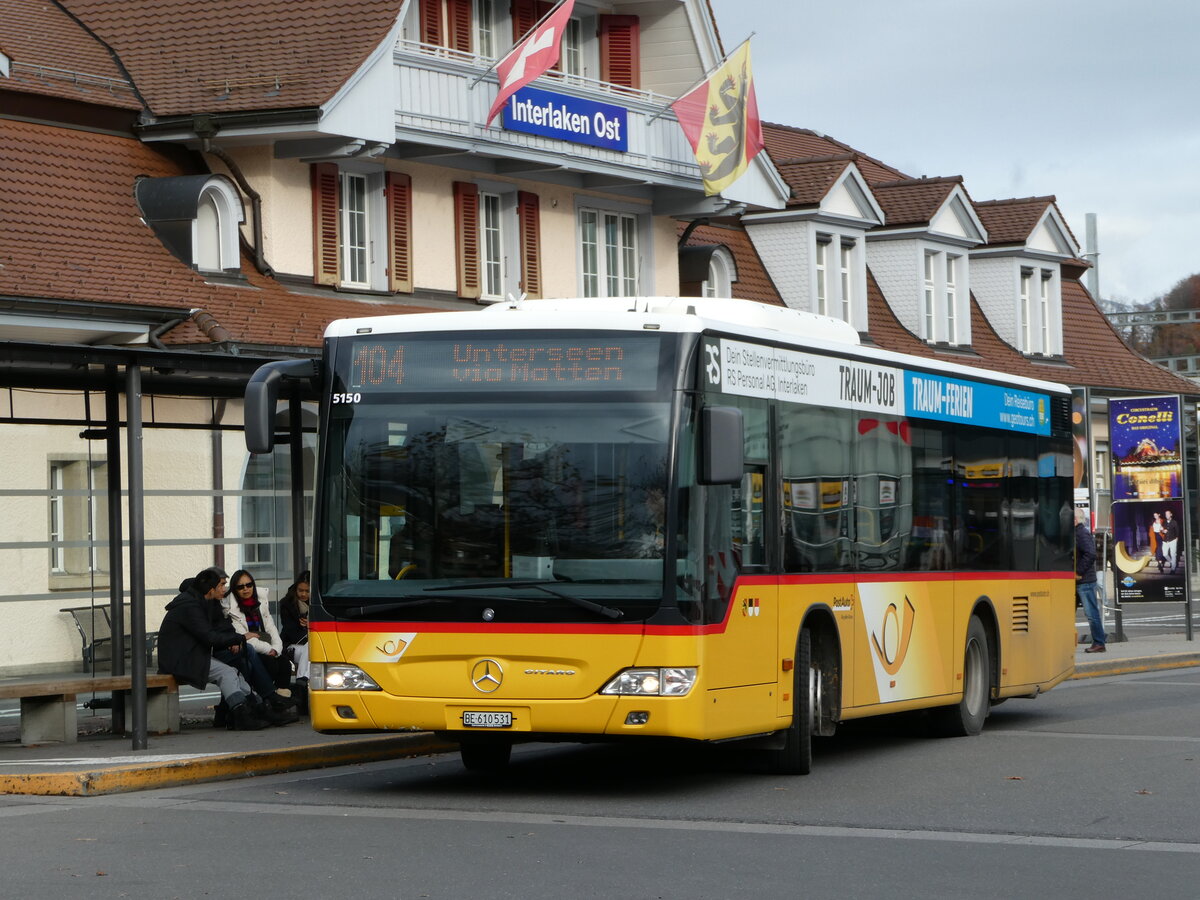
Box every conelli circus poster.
[1109,395,1187,602]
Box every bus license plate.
[463,711,512,728]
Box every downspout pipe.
[195,117,274,278]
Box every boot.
[212,699,229,729]
[253,694,299,726]
[262,703,299,727]
[266,692,298,712]
[294,680,309,716]
[231,701,270,731]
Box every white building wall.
[972,256,1019,347]
[867,239,921,335]
[0,392,278,673]
[744,221,810,310]
[637,3,705,99]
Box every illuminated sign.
[339,335,662,393]
[503,86,628,151]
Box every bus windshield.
[317,397,673,622]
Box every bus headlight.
[310,663,381,692]
[600,667,696,696]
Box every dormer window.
[917,246,968,345]
[136,174,245,276]
[945,255,959,343]
[815,239,829,315]
[1016,266,1059,354]
[971,197,1076,357]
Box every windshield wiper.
[424,579,623,620]
[324,597,452,618]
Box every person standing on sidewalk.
[1075,509,1105,653]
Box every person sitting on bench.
[157,566,274,731]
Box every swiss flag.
[485,0,576,126]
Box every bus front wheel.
[767,628,814,775]
[459,737,513,773]
[932,615,990,737]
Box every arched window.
[192,178,243,273]
[701,247,735,298]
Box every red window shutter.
[447,0,472,53]
[453,181,481,300]
[311,162,340,286]
[386,172,413,294]
[599,15,640,90]
[511,0,540,42]
[517,191,541,299]
[420,0,442,46]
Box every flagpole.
[647,33,755,125]
[469,0,570,88]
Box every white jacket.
[222,589,284,657]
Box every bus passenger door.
[702,463,779,734]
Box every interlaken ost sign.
[502,86,628,152]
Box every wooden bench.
[0,673,179,745]
[60,606,159,668]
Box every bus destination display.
[342,336,661,393]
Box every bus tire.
[932,615,990,737]
[459,737,513,773]
[767,628,814,775]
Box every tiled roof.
[678,222,783,306]
[0,0,141,109]
[59,0,401,116]
[862,267,1198,395]
[772,155,855,208]
[1056,279,1197,394]
[871,176,963,229]
[0,118,439,349]
[762,122,908,185]
[974,196,1055,245]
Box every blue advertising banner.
[903,371,1051,435]
[1109,395,1187,602]
[502,86,628,151]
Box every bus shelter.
[0,340,313,748]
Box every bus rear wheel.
[767,628,814,775]
[932,615,990,737]
[459,737,513,773]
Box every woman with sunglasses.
[225,569,292,695]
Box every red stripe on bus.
[311,569,1071,639]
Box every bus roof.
[324,297,1070,396]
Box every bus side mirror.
[700,406,744,485]
[245,359,319,454]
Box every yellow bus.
[246,298,1075,774]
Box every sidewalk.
[2,636,1197,798]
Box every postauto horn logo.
[870,596,916,676]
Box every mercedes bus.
[245,297,1075,774]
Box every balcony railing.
[393,41,703,189]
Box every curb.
[1070,653,1200,680]
[0,733,456,797]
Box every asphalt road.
[2,665,1198,899]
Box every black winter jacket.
[157,578,245,690]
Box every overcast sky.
[705,0,1200,305]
